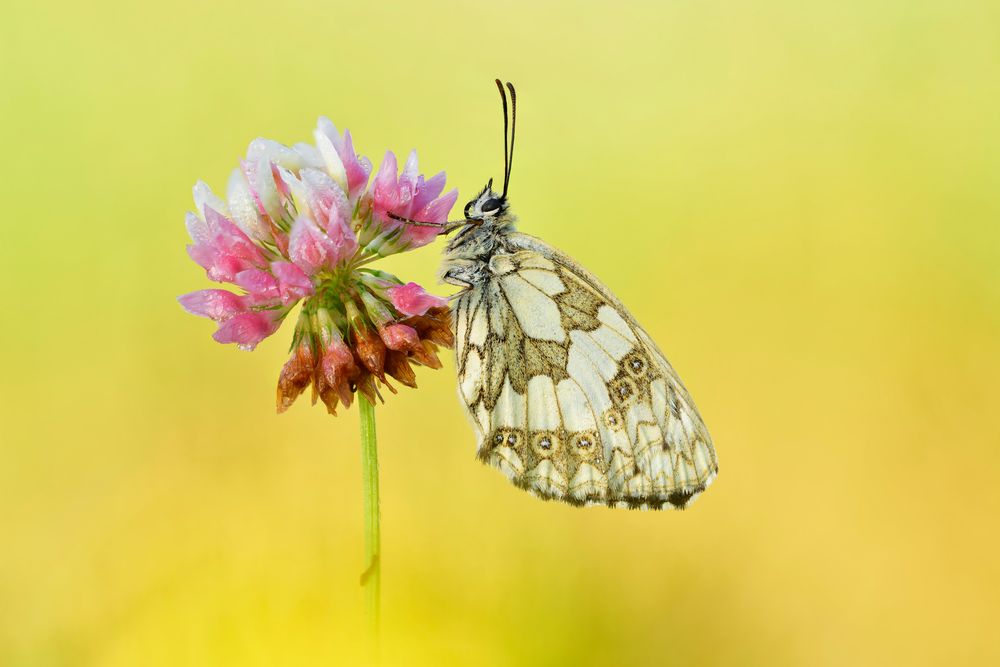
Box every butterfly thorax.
[440,189,517,288]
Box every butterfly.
[413,80,717,509]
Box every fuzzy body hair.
[440,187,517,288]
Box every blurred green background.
[2,0,999,664]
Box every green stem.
[358,396,381,655]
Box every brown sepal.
[384,350,418,388]
[410,340,443,369]
[405,306,454,348]
[352,326,386,381]
[354,372,383,405]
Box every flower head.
[180,119,456,413]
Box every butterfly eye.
[480,198,502,213]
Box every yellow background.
[3,1,999,664]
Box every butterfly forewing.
[452,233,717,510]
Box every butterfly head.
[463,178,509,222]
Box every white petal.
[316,116,339,142]
[226,169,271,242]
[185,211,209,244]
[314,126,348,192]
[246,138,304,170]
[292,142,323,169]
[192,180,227,219]
[402,149,419,181]
[278,166,310,220]
[253,156,283,222]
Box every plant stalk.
[358,396,381,656]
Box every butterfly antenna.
[504,81,516,198]
[495,78,510,198]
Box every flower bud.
[318,339,359,413]
[360,289,394,328]
[379,323,420,352]
[387,282,449,317]
[277,336,316,413]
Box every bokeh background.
[3,0,999,664]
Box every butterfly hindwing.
[453,233,717,510]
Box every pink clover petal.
[326,213,358,259]
[300,168,350,230]
[271,161,290,199]
[339,129,372,198]
[387,282,448,317]
[186,244,250,283]
[371,151,401,223]
[203,207,268,264]
[240,159,267,216]
[416,187,459,224]
[398,224,438,248]
[212,253,250,282]
[185,207,267,282]
[355,156,373,192]
[271,261,314,303]
[316,119,372,199]
[207,209,270,271]
[203,205,232,236]
[186,243,215,272]
[289,216,344,275]
[410,171,447,213]
[234,268,280,304]
[185,211,210,244]
[178,289,247,321]
[212,311,282,351]
[398,189,457,248]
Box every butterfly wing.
[452,233,717,510]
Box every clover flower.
[179,118,456,414]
